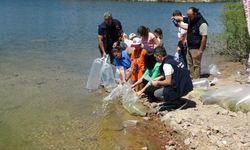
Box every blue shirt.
[114,51,131,70]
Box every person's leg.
[193,51,202,79]
[154,88,164,101]
[187,50,195,78]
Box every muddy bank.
[140,60,250,149]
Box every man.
[172,7,208,79]
[151,46,193,111]
[98,12,123,64]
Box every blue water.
[0,0,224,149]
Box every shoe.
[159,99,187,112]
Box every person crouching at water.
[131,54,161,99]
[112,46,131,85]
[151,46,193,111]
[137,26,160,54]
[126,37,147,91]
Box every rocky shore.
[140,61,250,150]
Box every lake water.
[0,0,224,149]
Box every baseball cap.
[131,37,142,46]
[129,33,137,40]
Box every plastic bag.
[103,85,122,101]
[201,85,250,112]
[209,64,221,76]
[103,83,147,116]
[101,57,117,91]
[86,58,104,90]
[192,78,210,89]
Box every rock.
[161,114,172,122]
[229,112,238,117]
[221,109,229,115]
[165,145,176,150]
[222,140,227,145]
[141,147,148,150]
[168,140,176,146]
[175,117,183,124]
[122,120,138,128]
[216,141,224,147]
[209,135,220,144]
[184,138,191,145]
[142,117,150,121]
[191,128,200,137]
[212,126,220,134]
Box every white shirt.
[163,64,174,76]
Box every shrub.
[217,3,250,60]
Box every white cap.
[129,33,137,40]
[131,37,142,46]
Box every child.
[154,28,164,47]
[132,54,161,99]
[126,37,147,91]
[112,46,131,84]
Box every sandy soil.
[140,61,250,150]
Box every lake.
[0,0,224,149]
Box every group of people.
[98,7,208,110]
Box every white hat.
[131,37,142,46]
[129,33,137,40]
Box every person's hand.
[136,91,144,96]
[195,49,203,59]
[171,16,182,22]
[102,52,107,58]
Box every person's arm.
[172,16,184,22]
[153,37,160,48]
[153,75,164,81]
[198,36,207,55]
[137,83,150,96]
[98,35,106,57]
[119,67,126,84]
[126,52,134,81]
[152,75,172,87]
[197,23,208,57]
[132,76,143,88]
[178,22,188,30]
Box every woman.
[137,26,160,53]
[154,28,164,47]
[132,53,161,98]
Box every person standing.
[98,12,123,64]
[172,7,208,79]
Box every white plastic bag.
[86,58,104,90]
[192,78,210,89]
[101,57,117,91]
[209,64,221,76]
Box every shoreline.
[139,59,250,149]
